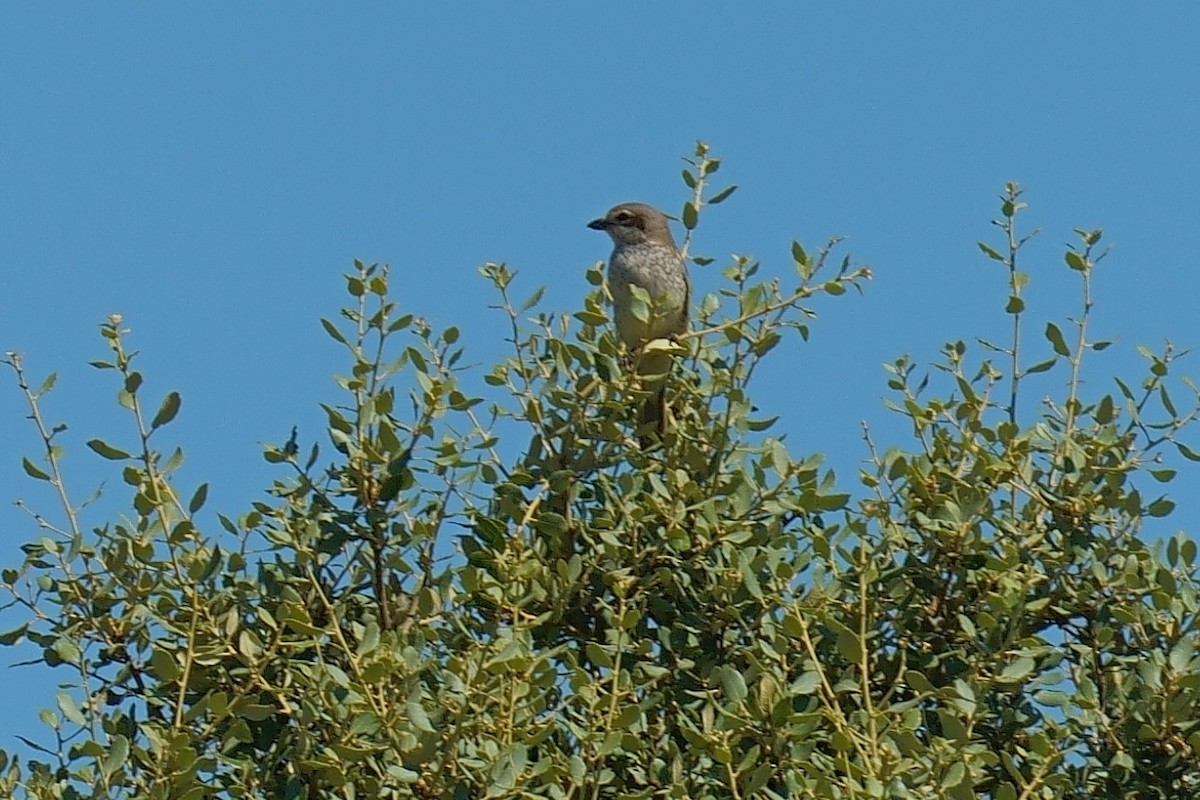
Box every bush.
[3,145,1198,798]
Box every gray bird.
[588,202,690,442]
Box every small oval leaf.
[1045,323,1070,356]
[151,392,182,430]
[22,458,51,481]
[682,201,699,230]
[708,184,737,204]
[189,483,209,513]
[87,439,131,460]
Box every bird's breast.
[607,243,688,346]
[608,244,686,299]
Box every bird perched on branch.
[588,202,689,443]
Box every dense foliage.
[3,145,1199,798]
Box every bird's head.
[588,202,676,248]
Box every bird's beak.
[587,218,608,230]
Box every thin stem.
[1063,240,1096,441]
[679,141,711,262]
[4,353,84,541]
[1003,184,1024,427]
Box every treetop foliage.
[2,144,1199,798]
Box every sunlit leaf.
[87,439,130,460]
[151,391,181,430]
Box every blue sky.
[3,4,1200,761]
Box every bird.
[588,202,690,443]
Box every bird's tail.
[637,386,668,447]
[636,350,672,447]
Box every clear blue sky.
[3,4,1200,760]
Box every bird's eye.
[614,211,643,229]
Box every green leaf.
[150,648,179,682]
[937,709,968,742]
[35,372,58,396]
[681,169,697,188]
[708,184,737,204]
[791,671,820,695]
[22,457,51,481]
[596,731,623,757]
[407,701,435,733]
[791,241,809,267]
[1034,690,1072,710]
[188,483,209,513]
[87,439,131,460]
[519,288,544,313]
[102,734,129,779]
[977,241,1005,261]
[321,318,348,344]
[52,637,81,664]
[1024,357,1057,375]
[164,447,184,473]
[682,201,699,230]
[627,288,650,323]
[613,704,641,729]
[941,762,966,789]
[388,313,414,333]
[1169,639,1194,674]
[585,642,612,668]
[1147,497,1175,517]
[836,626,864,663]
[719,666,748,703]
[1149,468,1176,483]
[738,553,764,600]
[238,630,262,660]
[1177,442,1200,462]
[320,403,353,434]
[151,391,181,430]
[998,657,1036,683]
[1160,385,1177,417]
[573,310,609,326]
[57,691,86,726]
[829,731,853,752]
[1004,295,1024,314]
[905,670,935,694]
[0,623,27,644]
[995,783,1018,800]
[1044,322,1070,356]
[1064,250,1088,271]
[240,704,275,722]
[740,763,773,796]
